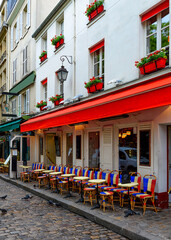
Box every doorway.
[66,133,73,167]
[46,134,56,165]
[89,132,100,169]
[168,127,171,203]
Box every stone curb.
[0,175,160,240]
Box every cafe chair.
[83,187,96,206]
[131,174,157,215]
[100,170,119,191]
[71,166,82,192]
[78,170,94,193]
[100,191,114,212]
[120,172,141,207]
[98,169,111,189]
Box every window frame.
[145,8,169,54]
[92,46,105,83]
[139,129,151,167]
[13,58,17,84]
[23,46,28,75]
[12,99,16,115]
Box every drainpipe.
[73,0,76,97]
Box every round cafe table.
[74,176,89,203]
[88,179,106,209]
[118,182,139,217]
[19,165,31,172]
[49,172,62,193]
[61,174,75,198]
[34,169,44,172]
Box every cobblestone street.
[0,179,128,240]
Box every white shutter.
[20,12,23,39]
[102,127,113,169]
[26,89,30,114]
[15,58,17,82]
[11,27,13,50]
[27,0,31,28]
[18,94,21,117]
[16,17,19,43]
[23,48,25,75]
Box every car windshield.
[125,149,137,159]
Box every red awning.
[21,73,171,132]
[141,0,169,22]
[90,40,104,54]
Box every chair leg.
[143,199,147,215]
[152,198,157,213]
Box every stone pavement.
[0,178,127,240]
[0,174,171,240]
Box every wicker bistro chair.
[78,169,94,194]
[131,175,157,215]
[70,166,82,192]
[98,169,111,189]
[119,172,141,207]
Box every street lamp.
[56,56,72,98]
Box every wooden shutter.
[20,12,23,39]
[16,17,19,43]
[26,89,29,114]
[11,27,13,50]
[27,0,31,28]
[18,94,21,116]
[102,126,113,169]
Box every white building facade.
[21,0,171,208]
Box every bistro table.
[118,182,140,217]
[19,165,31,171]
[74,176,89,203]
[61,174,75,198]
[88,179,106,209]
[42,170,54,189]
[49,172,62,193]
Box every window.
[12,99,16,115]
[60,20,64,35]
[13,22,18,48]
[23,46,28,75]
[44,83,47,101]
[146,8,169,54]
[139,130,151,166]
[13,58,17,84]
[39,137,43,156]
[23,93,26,113]
[76,135,81,159]
[93,46,104,83]
[23,89,29,114]
[23,4,27,33]
[42,33,47,51]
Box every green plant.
[49,95,63,103]
[39,51,47,59]
[135,49,167,68]
[51,34,64,46]
[36,100,47,108]
[84,76,102,88]
[85,0,104,16]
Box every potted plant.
[36,100,47,111]
[85,0,104,21]
[49,95,63,106]
[135,49,167,75]
[51,34,64,50]
[39,51,47,63]
[84,77,103,93]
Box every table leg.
[76,180,84,203]
[64,177,75,198]
[91,183,100,210]
[45,174,51,190]
[124,187,140,217]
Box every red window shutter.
[141,0,169,22]
[90,40,104,54]
[41,78,47,85]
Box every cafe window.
[39,137,43,156]
[119,127,137,172]
[76,135,81,159]
[139,130,151,166]
[54,136,61,157]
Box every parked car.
[119,147,137,171]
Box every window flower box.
[85,0,104,22]
[49,95,63,106]
[39,51,47,63]
[36,100,47,111]
[84,77,103,94]
[51,34,64,50]
[135,49,167,75]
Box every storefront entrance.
[46,134,56,165]
[119,127,137,172]
[89,132,100,169]
[66,133,73,167]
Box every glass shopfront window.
[139,130,151,166]
[119,128,137,172]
